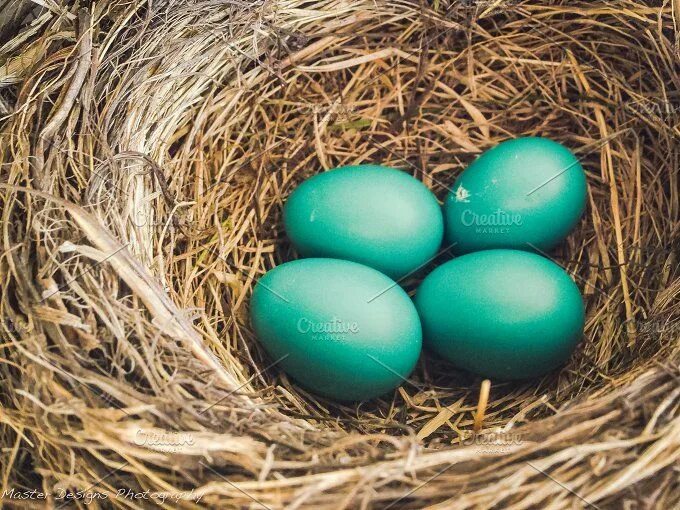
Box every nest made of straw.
[0,0,678,508]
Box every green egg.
[284,165,443,279]
[414,250,584,380]
[250,258,422,401]
[444,137,587,254]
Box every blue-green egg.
[250,258,422,401]
[415,250,584,380]
[284,165,443,279]
[444,137,587,254]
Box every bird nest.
[0,1,678,508]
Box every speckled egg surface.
[444,137,587,254]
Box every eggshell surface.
[444,137,587,254]
[284,165,443,279]
[251,258,422,401]
[415,249,584,380]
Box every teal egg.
[414,250,584,380]
[283,165,443,279]
[444,137,587,254]
[250,258,422,401]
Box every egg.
[250,258,422,401]
[414,250,584,380]
[284,165,443,279]
[444,137,587,254]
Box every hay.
[0,0,678,507]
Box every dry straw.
[0,0,678,508]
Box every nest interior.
[0,0,678,508]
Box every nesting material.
[0,1,678,508]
